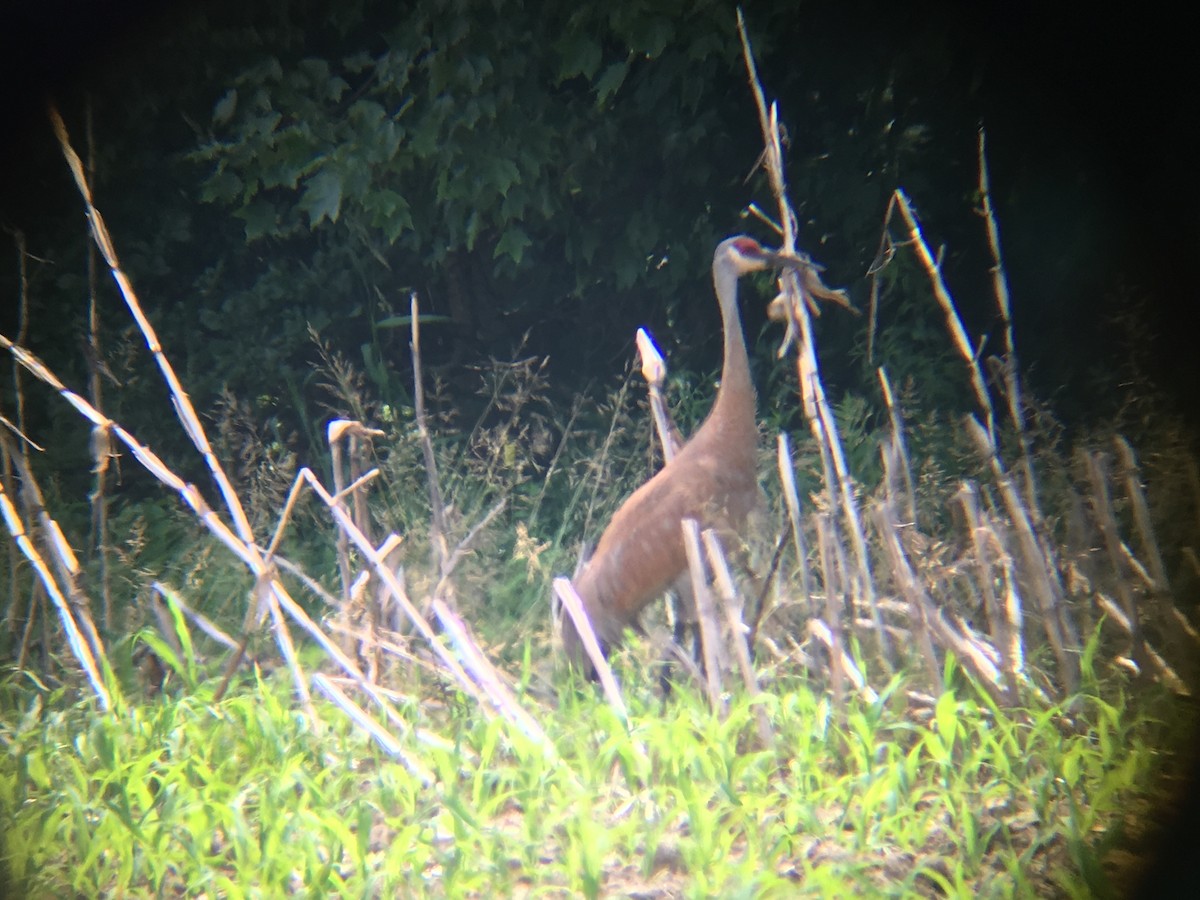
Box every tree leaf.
[236,199,278,242]
[213,89,238,125]
[494,226,532,265]
[555,33,602,81]
[200,168,243,204]
[298,169,343,227]
[595,60,629,104]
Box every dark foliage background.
[2,0,1196,510]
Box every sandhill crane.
[563,236,785,673]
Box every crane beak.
[763,248,859,317]
[762,248,825,274]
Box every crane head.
[715,235,782,277]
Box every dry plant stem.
[1085,451,1147,673]
[1113,436,1172,595]
[8,231,31,438]
[554,577,628,718]
[806,619,876,702]
[0,336,313,710]
[50,106,259,557]
[737,12,791,242]
[0,478,114,710]
[702,528,773,746]
[428,597,555,753]
[814,514,845,704]
[636,327,682,462]
[0,331,421,734]
[265,587,315,718]
[4,231,32,642]
[874,501,1009,702]
[817,396,892,666]
[871,503,940,689]
[969,419,1079,693]
[682,518,724,712]
[217,459,383,700]
[977,129,1039,511]
[313,673,435,783]
[890,189,997,447]
[1091,591,1189,692]
[775,434,813,603]
[328,420,356,604]
[305,467,555,750]
[877,369,917,524]
[958,485,1022,703]
[153,583,239,651]
[2,432,113,683]
[1,439,20,638]
[328,419,386,673]
[410,293,449,575]
[350,432,375,546]
[55,107,316,705]
[82,99,115,633]
[739,20,891,672]
[746,527,789,655]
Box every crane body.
[563,236,780,671]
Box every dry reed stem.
[410,293,450,577]
[1093,593,1190,694]
[0,477,115,710]
[739,17,890,675]
[554,576,628,718]
[1007,490,1080,691]
[33,105,555,754]
[50,106,259,558]
[152,583,239,651]
[80,99,115,632]
[1085,450,1147,675]
[958,484,1022,704]
[427,597,556,754]
[328,419,358,605]
[636,327,681,462]
[313,673,436,781]
[3,232,36,659]
[871,503,941,689]
[682,518,725,712]
[888,189,997,447]
[702,528,773,745]
[48,106,321,709]
[326,419,388,670]
[877,369,916,524]
[1113,437,1172,596]
[874,501,1010,703]
[775,434,812,603]
[976,129,1041,514]
[264,584,314,716]
[1,328,467,734]
[814,513,845,704]
[300,467,553,749]
[44,346,273,626]
[806,619,876,703]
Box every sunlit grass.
[0,651,1177,898]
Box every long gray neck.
[711,262,754,422]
